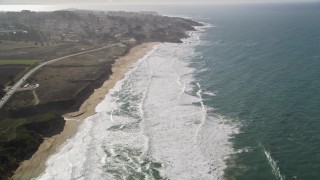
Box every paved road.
[0,43,122,110]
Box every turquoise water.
[186,3,320,180]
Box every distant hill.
[0,10,202,44]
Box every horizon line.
[0,1,318,5]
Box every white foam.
[264,148,285,180]
[37,26,238,180]
[236,147,252,154]
[203,91,217,96]
[95,45,158,113]
[139,31,237,179]
[141,47,213,178]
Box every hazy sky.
[0,0,318,5]
[0,0,318,11]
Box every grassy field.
[0,41,38,50]
[0,67,27,85]
[0,60,41,65]
[0,112,65,178]
[0,113,59,141]
[6,91,35,108]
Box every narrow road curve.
[0,42,123,110]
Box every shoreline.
[12,42,160,180]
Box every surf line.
[194,82,207,145]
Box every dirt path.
[32,90,40,105]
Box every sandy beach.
[12,42,159,180]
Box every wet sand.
[12,42,159,180]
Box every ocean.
[37,3,320,180]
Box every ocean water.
[37,3,320,180]
[190,4,320,180]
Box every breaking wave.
[37,25,238,180]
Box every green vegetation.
[0,67,27,86]
[6,91,35,108]
[110,44,129,57]
[0,113,60,141]
[0,59,41,65]
[0,113,65,179]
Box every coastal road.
[0,42,123,110]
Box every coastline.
[12,42,160,180]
